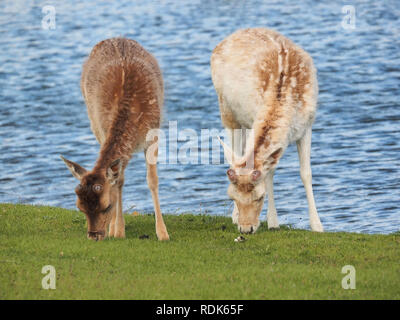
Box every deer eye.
[92,184,103,193]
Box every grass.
[0,203,399,299]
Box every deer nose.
[87,231,105,241]
[239,225,254,234]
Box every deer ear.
[262,148,283,170]
[106,159,123,185]
[60,155,87,180]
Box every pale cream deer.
[61,38,169,241]
[211,28,323,234]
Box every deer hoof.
[157,231,170,241]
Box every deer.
[211,28,324,234]
[61,38,169,241]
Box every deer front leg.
[107,187,118,237]
[114,183,125,238]
[297,128,323,232]
[144,147,169,241]
[232,202,239,225]
[226,127,239,225]
[266,169,279,229]
[108,206,116,237]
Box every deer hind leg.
[266,169,279,229]
[114,180,126,238]
[296,128,323,232]
[144,146,169,241]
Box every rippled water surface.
[1,0,399,234]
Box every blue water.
[0,0,399,234]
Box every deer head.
[219,137,282,234]
[61,156,123,240]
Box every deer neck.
[93,107,140,172]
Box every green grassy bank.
[0,203,399,299]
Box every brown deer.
[211,28,323,234]
[61,38,169,241]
